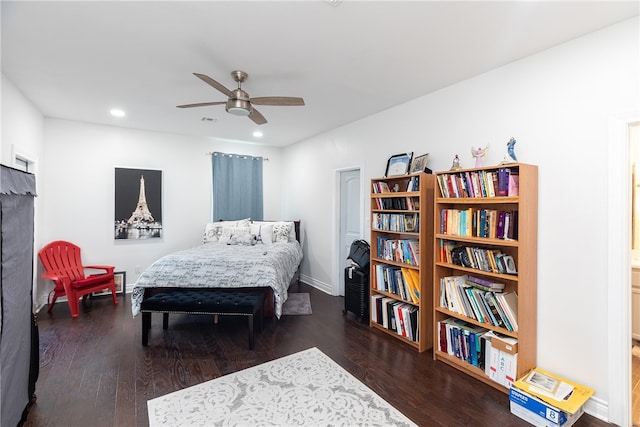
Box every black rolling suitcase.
[343,265,369,323]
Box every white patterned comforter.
[131,242,303,318]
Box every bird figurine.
[471,144,489,168]
[501,137,518,164]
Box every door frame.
[333,166,364,296]
[607,110,638,426]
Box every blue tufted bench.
[140,289,265,349]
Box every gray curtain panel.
[0,165,36,427]
[212,152,263,221]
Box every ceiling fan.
[176,70,305,125]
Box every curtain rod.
[206,152,268,161]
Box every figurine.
[471,144,489,168]
[501,137,518,164]
[450,154,462,171]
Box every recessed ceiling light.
[110,108,126,117]
[253,131,263,138]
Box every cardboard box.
[486,333,518,388]
[509,386,584,427]
[512,367,595,415]
[492,335,518,354]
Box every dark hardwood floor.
[22,282,613,427]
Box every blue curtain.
[212,152,263,221]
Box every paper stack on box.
[509,368,595,427]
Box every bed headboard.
[293,220,301,244]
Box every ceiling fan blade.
[250,96,305,106]
[249,107,267,125]
[193,73,234,98]
[176,101,226,108]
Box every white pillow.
[203,222,224,243]
[278,221,297,243]
[251,221,297,244]
[220,218,251,228]
[219,225,250,245]
[272,222,292,244]
[205,219,251,243]
[250,222,274,245]
[228,230,256,246]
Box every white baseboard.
[583,396,609,423]
[299,274,333,295]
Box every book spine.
[497,168,509,196]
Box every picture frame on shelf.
[404,213,418,232]
[384,152,413,177]
[410,153,430,174]
[93,270,126,297]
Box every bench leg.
[163,313,169,330]
[142,312,151,346]
[248,314,255,350]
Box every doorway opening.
[336,168,362,296]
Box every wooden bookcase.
[432,163,537,392]
[369,173,435,352]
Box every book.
[371,294,384,323]
[470,288,492,324]
[464,287,486,323]
[408,305,419,341]
[496,210,506,239]
[436,175,449,198]
[508,170,519,196]
[439,318,488,366]
[497,168,509,196]
[485,171,496,197]
[401,268,419,304]
[483,292,506,329]
[465,280,503,292]
[394,303,407,337]
[381,297,394,328]
[438,320,448,352]
[507,210,518,240]
[490,292,513,331]
[408,269,420,300]
[496,291,518,332]
[466,275,505,290]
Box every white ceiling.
[2,1,638,147]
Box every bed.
[131,220,303,319]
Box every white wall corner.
[299,274,333,295]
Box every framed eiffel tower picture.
[114,167,163,240]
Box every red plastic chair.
[38,240,118,318]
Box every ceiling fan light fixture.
[225,99,251,116]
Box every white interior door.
[338,169,361,296]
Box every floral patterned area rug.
[147,347,416,427]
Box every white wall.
[38,119,286,307]
[1,74,44,166]
[1,74,46,308]
[283,17,639,424]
